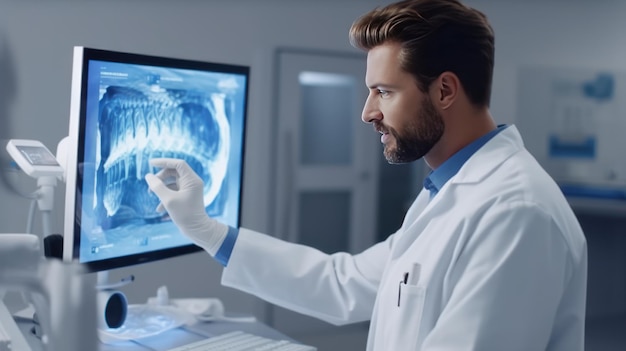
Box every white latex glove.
[145,158,228,256]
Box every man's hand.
[145,158,228,256]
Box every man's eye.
[377,89,390,97]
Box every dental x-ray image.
[75,58,247,263]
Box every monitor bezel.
[62,46,249,272]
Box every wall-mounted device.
[5,139,64,179]
[5,139,65,236]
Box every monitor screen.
[62,47,249,272]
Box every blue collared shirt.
[423,124,508,200]
[214,226,239,267]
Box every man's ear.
[432,72,459,110]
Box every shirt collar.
[423,124,509,199]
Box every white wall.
[1,0,626,340]
[469,0,626,126]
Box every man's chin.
[384,146,422,164]
[383,147,401,164]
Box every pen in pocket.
[398,272,409,307]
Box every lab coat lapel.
[450,125,523,186]
[389,125,524,259]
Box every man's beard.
[383,96,444,164]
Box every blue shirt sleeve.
[214,226,239,267]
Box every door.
[271,48,379,337]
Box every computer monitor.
[62,47,249,273]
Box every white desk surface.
[16,315,294,351]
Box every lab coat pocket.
[390,284,426,351]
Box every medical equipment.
[0,233,98,351]
[6,139,64,179]
[62,46,249,273]
[0,307,12,351]
[164,330,317,351]
[5,139,64,236]
[59,46,250,340]
[0,300,25,351]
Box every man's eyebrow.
[367,83,396,90]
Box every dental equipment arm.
[0,234,98,351]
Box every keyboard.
[165,330,317,351]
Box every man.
[145,0,588,349]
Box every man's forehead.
[366,43,402,64]
[365,43,404,85]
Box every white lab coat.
[222,125,588,351]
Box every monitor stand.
[94,272,190,344]
[95,271,130,330]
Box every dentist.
[145,0,588,350]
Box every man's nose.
[361,96,381,124]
